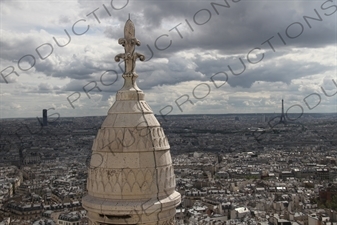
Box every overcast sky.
[0,0,336,119]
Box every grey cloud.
[0,34,38,63]
[38,83,53,91]
[321,76,337,91]
[108,0,337,58]
[1,0,336,112]
[193,50,335,89]
[58,15,71,24]
[136,56,206,90]
[228,60,334,88]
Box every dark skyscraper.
[42,109,47,126]
[279,99,287,125]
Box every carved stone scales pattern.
[82,18,181,225]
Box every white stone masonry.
[82,19,181,225]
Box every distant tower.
[82,19,181,225]
[279,99,287,125]
[42,109,48,126]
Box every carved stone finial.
[115,19,145,75]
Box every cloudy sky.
[0,0,336,119]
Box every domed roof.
[82,19,181,225]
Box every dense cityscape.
[0,112,336,224]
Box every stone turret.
[82,18,181,225]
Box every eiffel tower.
[279,99,287,124]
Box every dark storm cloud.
[1,0,336,93]
[97,0,337,92]
[31,56,97,80]
[0,34,38,62]
[105,0,336,57]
